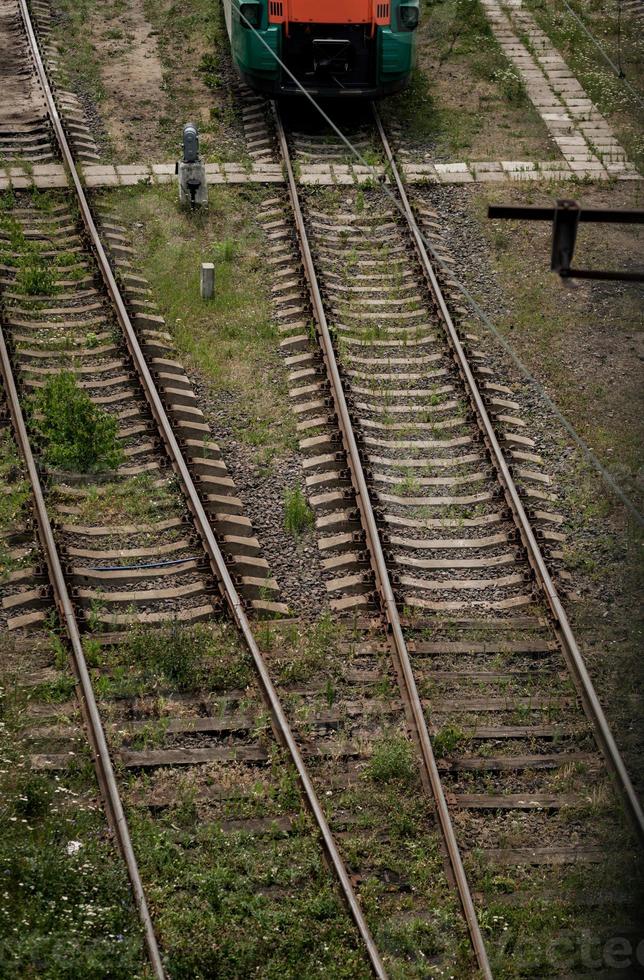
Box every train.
[223,0,420,99]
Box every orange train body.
[225,0,418,98]
[268,0,390,26]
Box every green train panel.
[223,0,419,98]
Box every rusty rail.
[0,324,167,978]
[373,104,644,845]
[15,2,388,977]
[272,102,494,980]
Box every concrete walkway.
[1,157,640,191]
[481,0,637,179]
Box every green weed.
[367,734,417,785]
[283,486,314,537]
[14,259,57,296]
[33,373,123,473]
[432,723,469,757]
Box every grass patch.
[59,474,179,527]
[49,0,106,105]
[125,624,213,692]
[382,0,553,160]
[111,623,255,695]
[128,804,370,979]
[14,257,58,297]
[432,722,469,757]
[102,184,296,468]
[0,429,30,582]
[142,0,242,160]
[0,645,146,977]
[33,373,123,474]
[263,615,343,685]
[470,182,643,507]
[87,619,373,976]
[283,486,314,538]
[367,734,417,786]
[526,0,644,171]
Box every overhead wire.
[229,0,644,526]
[558,0,644,109]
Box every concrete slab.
[32,174,68,189]
[117,164,151,175]
[435,162,470,173]
[405,172,440,184]
[500,161,536,171]
[475,171,509,182]
[439,171,474,183]
[85,173,119,187]
[31,164,66,176]
[83,165,117,178]
[119,173,152,186]
[472,161,504,173]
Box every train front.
[233,0,420,98]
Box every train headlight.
[240,1,262,29]
[399,1,420,30]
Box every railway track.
[1,2,642,977]
[5,4,402,978]
[266,101,644,975]
[0,0,54,164]
[1,4,484,978]
[0,184,479,980]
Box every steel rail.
[0,326,167,979]
[15,3,387,976]
[11,4,166,976]
[272,102,493,980]
[373,105,644,844]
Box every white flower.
[66,840,83,856]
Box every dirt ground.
[89,0,168,159]
[383,0,557,162]
[52,0,242,162]
[465,181,643,499]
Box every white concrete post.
[201,263,215,300]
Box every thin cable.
[559,0,643,108]
[230,1,644,524]
[87,557,199,572]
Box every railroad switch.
[177,122,207,207]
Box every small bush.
[34,372,123,473]
[0,189,16,211]
[367,734,416,785]
[283,486,314,537]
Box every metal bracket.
[488,201,644,282]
